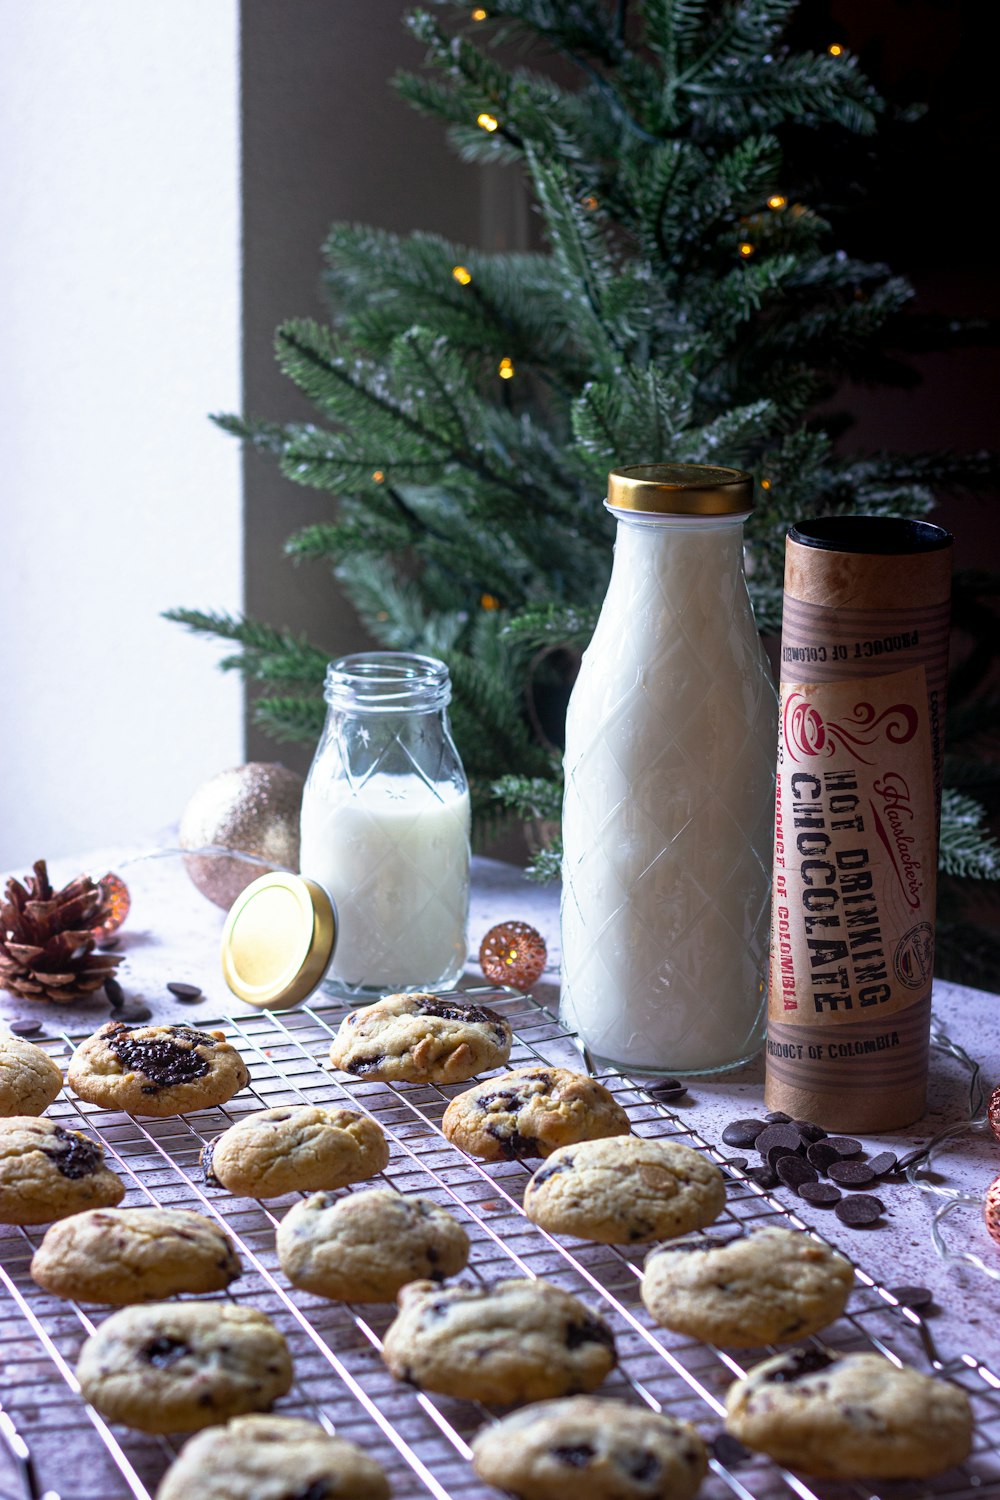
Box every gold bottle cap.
[607,463,753,515]
[220,872,337,1010]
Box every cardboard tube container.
[765,516,952,1131]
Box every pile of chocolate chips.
[719,1110,901,1227]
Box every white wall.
[0,1,243,869]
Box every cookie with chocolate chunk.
[0,1034,63,1116]
[442,1066,630,1161]
[31,1206,241,1304]
[642,1226,854,1346]
[76,1301,293,1434]
[67,1021,249,1117]
[0,1115,124,1224]
[724,1348,973,1479]
[472,1397,708,1500]
[155,1415,390,1500]
[329,991,512,1084]
[277,1187,469,1301]
[201,1104,389,1199]
[381,1277,616,1403]
[524,1136,726,1244]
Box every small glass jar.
[298,651,471,999]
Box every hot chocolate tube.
[765,516,952,1131]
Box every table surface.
[2,838,1000,1494]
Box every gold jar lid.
[220,872,337,1009]
[607,463,753,515]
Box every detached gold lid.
[220,872,337,1010]
[607,463,753,515]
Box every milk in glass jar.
[560,465,777,1073]
[299,652,471,997]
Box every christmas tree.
[168,0,1000,981]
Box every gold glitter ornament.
[179,763,305,910]
[479,920,547,991]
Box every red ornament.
[986,1173,1000,1249]
[91,872,131,939]
[479,920,547,991]
[988,1084,1000,1144]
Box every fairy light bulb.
[739,242,755,258]
[582,194,599,211]
[767,194,786,210]
[452,265,472,286]
[480,593,500,610]
[761,478,771,490]
[477,112,499,133]
[371,470,385,484]
[471,6,487,18]
[828,43,843,56]
[498,356,514,379]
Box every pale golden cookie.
[442,1066,630,1161]
[725,1348,973,1478]
[642,1227,854,1346]
[155,1415,390,1500]
[31,1206,241,1304]
[202,1105,389,1198]
[524,1136,726,1243]
[329,991,512,1083]
[0,1116,124,1225]
[472,1397,708,1500]
[0,1033,63,1116]
[76,1301,293,1434]
[277,1187,469,1301]
[67,1021,249,1117]
[382,1277,616,1403]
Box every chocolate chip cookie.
[524,1136,726,1244]
[442,1067,630,1161]
[202,1104,389,1198]
[277,1187,469,1301]
[76,1301,293,1433]
[0,1033,63,1116]
[0,1116,124,1224]
[155,1414,391,1500]
[642,1227,854,1346]
[381,1277,617,1403]
[471,1396,708,1500]
[67,1021,249,1117]
[31,1206,241,1304]
[724,1348,974,1478]
[328,991,512,1084]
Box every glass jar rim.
[323,651,452,710]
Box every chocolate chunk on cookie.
[67,1022,249,1117]
[329,991,512,1084]
[442,1066,630,1161]
[0,1116,124,1224]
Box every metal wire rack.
[2,988,999,1500]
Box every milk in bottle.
[560,465,776,1073]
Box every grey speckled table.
[2,838,1000,1497]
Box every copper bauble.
[479,920,547,991]
[179,763,304,910]
[985,1172,1000,1249]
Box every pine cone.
[0,860,123,1003]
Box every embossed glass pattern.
[560,510,777,1073]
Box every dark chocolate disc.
[798,1181,842,1206]
[776,1155,819,1190]
[721,1118,767,1149]
[825,1136,864,1158]
[834,1194,884,1226]
[827,1160,876,1187]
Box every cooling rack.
[1,988,999,1500]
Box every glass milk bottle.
[299,652,471,998]
[560,465,776,1074]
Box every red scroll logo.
[783,692,918,765]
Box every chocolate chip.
[720,1155,748,1173]
[648,1077,687,1099]
[835,1194,884,1226]
[43,1125,101,1180]
[565,1316,615,1353]
[711,1432,750,1467]
[798,1180,842,1206]
[143,1336,190,1368]
[104,977,126,1008]
[345,1054,387,1077]
[764,1348,835,1384]
[722,1118,767,1148]
[754,1124,805,1156]
[825,1135,863,1158]
[745,1165,779,1190]
[531,1158,574,1187]
[167,981,202,1001]
[792,1120,827,1142]
[104,1020,212,1089]
[485,1124,541,1159]
[888,1285,933,1310]
[867,1151,898,1176]
[767,1143,801,1171]
[201,1141,220,1188]
[550,1444,594,1469]
[120,1004,153,1023]
[776,1155,819,1190]
[764,1110,792,1123]
[417,997,502,1026]
[828,1160,876,1187]
[894,1143,933,1171]
[8,1020,42,1037]
[806,1140,841,1173]
[622,1450,660,1483]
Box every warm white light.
[452,265,472,286]
[477,112,499,133]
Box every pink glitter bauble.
[479,920,547,991]
[985,1173,1000,1249]
[987,1084,1000,1144]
